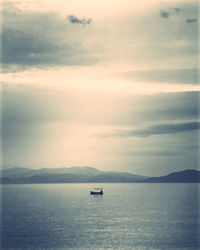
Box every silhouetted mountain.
[1,166,103,178]
[0,167,199,183]
[92,172,147,183]
[0,167,36,178]
[143,169,200,183]
[0,167,148,183]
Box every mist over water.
[1,183,199,249]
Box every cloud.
[1,4,97,72]
[116,2,198,70]
[118,68,199,85]
[160,10,170,19]
[68,15,92,25]
[186,19,198,23]
[1,1,198,73]
[107,122,200,138]
[2,86,199,136]
[174,8,181,13]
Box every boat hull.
[90,191,103,195]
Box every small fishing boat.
[90,187,103,195]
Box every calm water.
[1,183,199,249]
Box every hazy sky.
[1,0,199,176]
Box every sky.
[1,0,200,176]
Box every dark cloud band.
[108,122,200,138]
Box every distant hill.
[144,169,200,183]
[0,166,148,183]
[0,167,199,184]
[0,167,36,178]
[1,166,103,177]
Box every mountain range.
[0,167,199,184]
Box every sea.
[1,183,199,249]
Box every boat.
[90,187,103,195]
